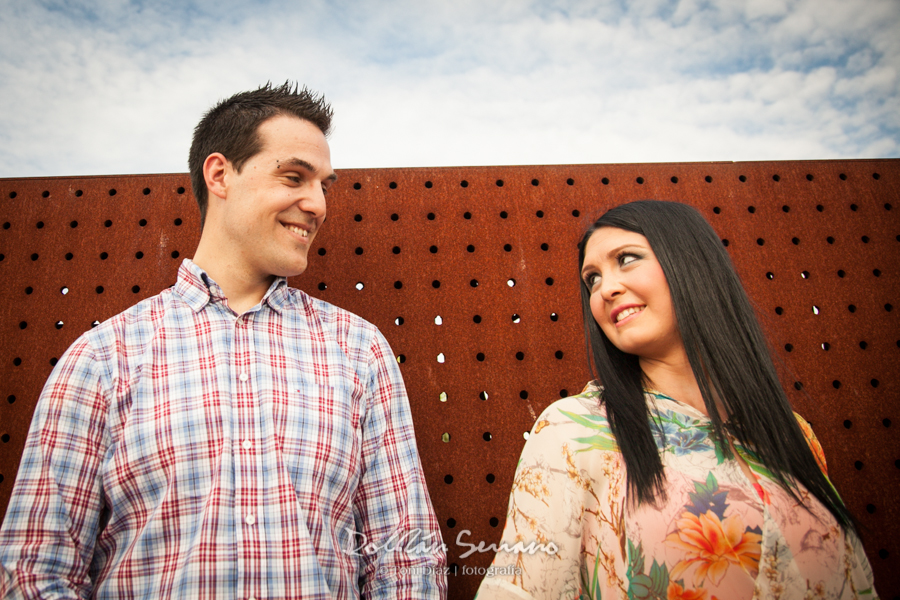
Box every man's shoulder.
[282,287,396,374]
[39,287,181,381]
[80,286,179,344]
[105,285,176,321]
[282,286,380,332]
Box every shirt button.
[242,440,252,450]
[245,514,256,525]
[239,373,249,382]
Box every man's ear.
[203,153,229,201]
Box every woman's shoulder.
[528,383,620,454]
[535,382,607,424]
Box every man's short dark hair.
[188,81,333,227]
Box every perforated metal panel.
[1,160,898,599]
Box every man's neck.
[192,238,275,315]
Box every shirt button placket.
[233,314,261,586]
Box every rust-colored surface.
[1,161,898,598]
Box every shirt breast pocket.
[269,380,362,503]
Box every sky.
[0,0,898,178]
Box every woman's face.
[581,227,683,362]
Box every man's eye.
[286,176,301,183]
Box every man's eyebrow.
[278,157,338,182]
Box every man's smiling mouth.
[282,223,310,237]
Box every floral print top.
[476,385,877,599]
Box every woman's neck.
[638,350,708,416]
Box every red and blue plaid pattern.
[0,260,447,599]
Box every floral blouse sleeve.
[476,390,628,599]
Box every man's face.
[219,114,335,281]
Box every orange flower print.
[794,413,828,475]
[667,581,709,600]
[666,510,762,587]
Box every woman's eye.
[586,273,601,287]
[620,253,639,266]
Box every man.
[0,82,447,599]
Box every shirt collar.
[583,381,709,420]
[175,259,289,315]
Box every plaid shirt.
[0,260,447,600]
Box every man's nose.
[300,184,327,220]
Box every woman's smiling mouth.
[613,305,645,325]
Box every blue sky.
[0,0,898,177]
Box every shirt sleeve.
[476,401,605,599]
[352,329,448,600]
[792,413,879,597]
[0,337,111,599]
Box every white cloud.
[744,0,790,20]
[0,0,897,177]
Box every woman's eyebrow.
[605,243,643,258]
[580,261,599,278]
[581,243,645,276]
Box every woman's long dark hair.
[578,200,855,531]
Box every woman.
[476,201,877,599]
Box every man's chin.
[274,260,309,280]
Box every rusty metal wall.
[1,160,898,598]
